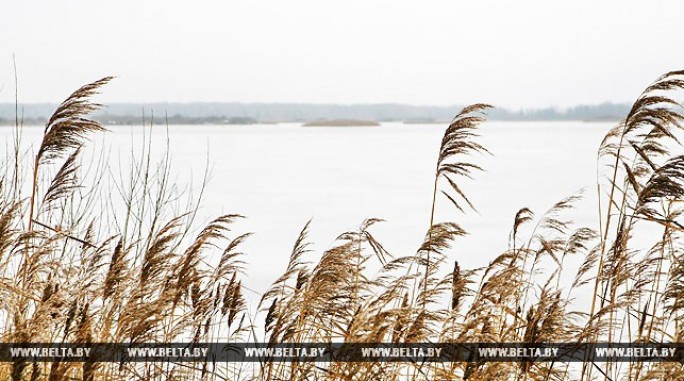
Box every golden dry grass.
[1,72,684,380]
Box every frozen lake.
[2,121,614,302]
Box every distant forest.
[0,102,629,125]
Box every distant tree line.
[0,102,630,125]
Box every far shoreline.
[0,119,620,128]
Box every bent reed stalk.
[1,72,684,380]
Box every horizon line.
[0,100,632,110]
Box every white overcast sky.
[1,0,683,108]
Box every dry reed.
[1,72,684,380]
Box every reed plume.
[422,104,491,307]
[28,77,111,230]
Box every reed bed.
[1,71,684,380]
